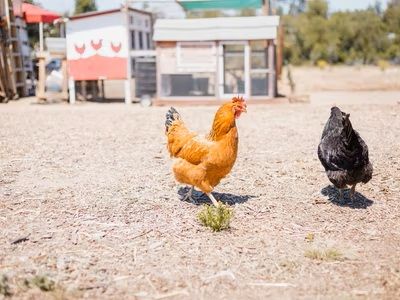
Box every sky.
[36,0,390,18]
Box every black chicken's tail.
[165,107,180,133]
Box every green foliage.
[187,10,227,18]
[282,0,400,64]
[198,203,233,232]
[0,275,11,297]
[74,0,97,15]
[378,59,389,71]
[24,275,55,292]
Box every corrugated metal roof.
[153,16,280,41]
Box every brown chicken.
[165,97,247,206]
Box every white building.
[66,7,155,103]
[153,15,280,105]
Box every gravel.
[1,91,399,299]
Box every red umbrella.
[22,3,61,24]
[21,3,61,52]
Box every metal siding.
[154,16,280,41]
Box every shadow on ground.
[178,186,255,206]
[321,185,374,209]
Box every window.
[250,41,270,96]
[161,73,215,97]
[250,41,268,69]
[129,16,134,25]
[223,44,245,94]
[131,58,136,78]
[251,73,268,96]
[177,42,216,71]
[146,33,151,49]
[138,31,143,49]
[130,31,136,49]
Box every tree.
[238,8,257,16]
[383,0,400,59]
[306,0,328,18]
[74,0,97,15]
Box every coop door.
[219,42,249,99]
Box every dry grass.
[279,65,400,95]
[304,248,343,261]
[305,233,315,242]
[0,88,400,299]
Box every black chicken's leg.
[338,189,344,202]
[350,184,357,199]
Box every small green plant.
[305,233,315,242]
[0,275,12,297]
[305,248,343,261]
[377,59,389,72]
[24,275,55,292]
[198,203,233,232]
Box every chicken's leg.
[338,189,344,202]
[206,193,219,206]
[182,186,195,203]
[350,184,357,200]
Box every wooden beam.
[36,53,46,100]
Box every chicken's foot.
[206,193,219,206]
[182,186,196,203]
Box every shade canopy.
[22,3,61,24]
[176,0,263,10]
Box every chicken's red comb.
[232,96,246,103]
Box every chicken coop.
[66,6,156,104]
[153,15,280,105]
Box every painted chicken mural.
[66,18,128,81]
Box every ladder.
[5,0,27,98]
[0,1,14,101]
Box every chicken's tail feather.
[165,107,180,133]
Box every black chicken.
[318,107,373,200]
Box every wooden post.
[276,24,284,80]
[101,79,105,100]
[36,52,46,100]
[124,0,132,104]
[39,21,44,52]
[262,0,271,15]
[81,80,87,100]
[61,57,68,100]
[268,41,275,98]
[68,77,76,104]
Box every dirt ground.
[1,87,400,299]
[279,65,400,95]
